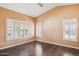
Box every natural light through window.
[6,17,30,41]
[63,18,77,41]
[36,22,42,38]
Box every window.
[36,22,43,37]
[70,20,77,40]
[64,20,70,39]
[6,17,30,41]
[63,18,77,41]
[6,18,15,40]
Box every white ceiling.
[0,3,73,17]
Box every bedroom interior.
[0,3,79,56]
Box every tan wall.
[36,4,79,48]
[0,7,35,49]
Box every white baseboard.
[37,39,79,50]
[1,39,79,50]
[0,39,34,50]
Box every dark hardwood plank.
[0,41,79,56]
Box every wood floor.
[0,41,79,56]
